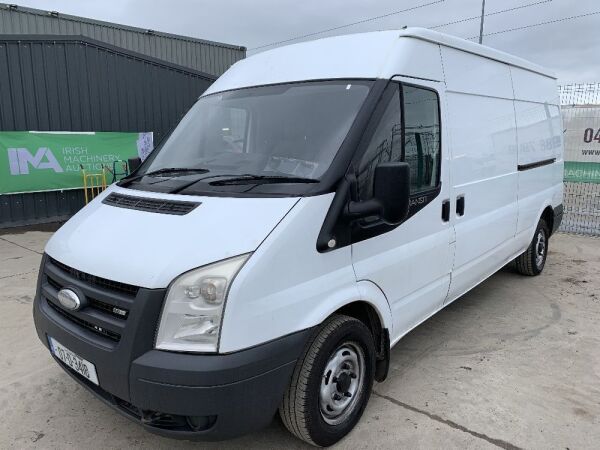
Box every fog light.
[186,415,217,431]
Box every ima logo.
[7,148,63,175]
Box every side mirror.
[346,162,410,225]
[128,157,142,174]
[373,162,410,224]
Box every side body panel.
[512,67,564,245]
[220,194,393,353]
[442,47,520,303]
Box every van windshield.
[140,80,372,186]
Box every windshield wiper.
[209,175,319,186]
[118,167,209,187]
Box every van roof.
[205,28,555,95]
[398,28,555,79]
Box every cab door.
[350,79,454,343]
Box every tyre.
[280,314,376,447]
[515,219,550,276]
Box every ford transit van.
[33,28,564,446]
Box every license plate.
[48,337,99,385]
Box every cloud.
[14,0,600,83]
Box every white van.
[33,28,564,446]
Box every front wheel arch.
[334,301,390,382]
[541,205,555,236]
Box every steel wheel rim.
[319,342,365,425]
[535,229,546,268]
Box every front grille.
[46,275,62,291]
[102,192,200,215]
[47,274,129,320]
[43,257,139,344]
[49,257,138,296]
[47,300,121,342]
[90,297,129,319]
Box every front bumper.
[32,255,312,440]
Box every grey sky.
[13,0,600,83]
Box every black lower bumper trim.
[125,331,313,440]
[53,340,304,440]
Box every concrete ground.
[0,228,599,450]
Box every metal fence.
[559,83,600,236]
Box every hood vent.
[102,193,200,215]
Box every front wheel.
[515,218,550,276]
[279,315,375,447]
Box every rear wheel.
[515,219,550,276]
[280,315,375,447]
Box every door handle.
[456,196,465,216]
[442,199,450,222]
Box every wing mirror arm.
[346,199,382,219]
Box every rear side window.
[356,83,441,201]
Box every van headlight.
[155,254,250,353]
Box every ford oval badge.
[57,288,81,311]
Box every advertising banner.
[562,106,600,183]
[0,131,153,194]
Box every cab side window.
[403,85,440,193]
[357,83,402,200]
[357,83,440,201]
